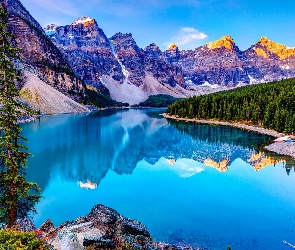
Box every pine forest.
[167,78,295,133]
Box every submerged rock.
[39,204,203,250]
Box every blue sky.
[21,0,295,51]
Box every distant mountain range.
[2,0,295,109]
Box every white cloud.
[164,27,208,49]
[140,157,204,178]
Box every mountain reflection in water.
[21,109,295,250]
[168,119,295,174]
[22,108,295,194]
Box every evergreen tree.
[263,108,270,128]
[0,6,41,227]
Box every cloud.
[141,157,204,178]
[164,27,208,49]
[28,0,80,16]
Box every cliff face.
[144,43,185,88]
[176,36,248,87]
[2,0,87,103]
[110,32,146,87]
[47,17,124,96]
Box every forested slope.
[134,94,181,107]
[167,78,295,133]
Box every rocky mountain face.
[47,21,190,104]
[174,35,295,87]
[46,17,295,104]
[1,0,87,105]
[3,0,295,106]
[45,17,124,96]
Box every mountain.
[44,17,123,97]
[48,20,200,104]
[2,0,87,101]
[3,0,295,107]
[46,17,295,104]
[175,35,295,87]
[0,0,94,114]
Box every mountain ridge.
[3,0,295,107]
[44,15,295,104]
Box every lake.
[21,108,295,250]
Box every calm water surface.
[21,109,295,250]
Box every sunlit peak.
[72,17,95,27]
[257,37,295,59]
[168,43,178,50]
[207,35,234,50]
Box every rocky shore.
[162,113,295,159]
[15,204,204,250]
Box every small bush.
[0,230,50,250]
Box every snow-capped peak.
[72,17,94,26]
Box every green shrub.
[0,230,50,250]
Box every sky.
[21,0,295,51]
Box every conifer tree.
[0,6,41,227]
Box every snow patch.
[44,24,58,36]
[109,39,130,82]
[201,81,220,89]
[281,65,290,70]
[248,75,265,85]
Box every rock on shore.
[265,142,295,159]
[38,204,203,250]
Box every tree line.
[167,78,295,133]
[133,94,181,108]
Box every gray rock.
[40,204,204,250]
[15,217,36,232]
[83,235,114,248]
[55,230,83,250]
[39,219,55,234]
[120,218,150,237]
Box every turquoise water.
[21,109,295,250]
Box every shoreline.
[162,113,295,159]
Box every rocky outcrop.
[2,0,87,104]
[110,32,146,87]
[144,43,185,88]
[39,204,202,250]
